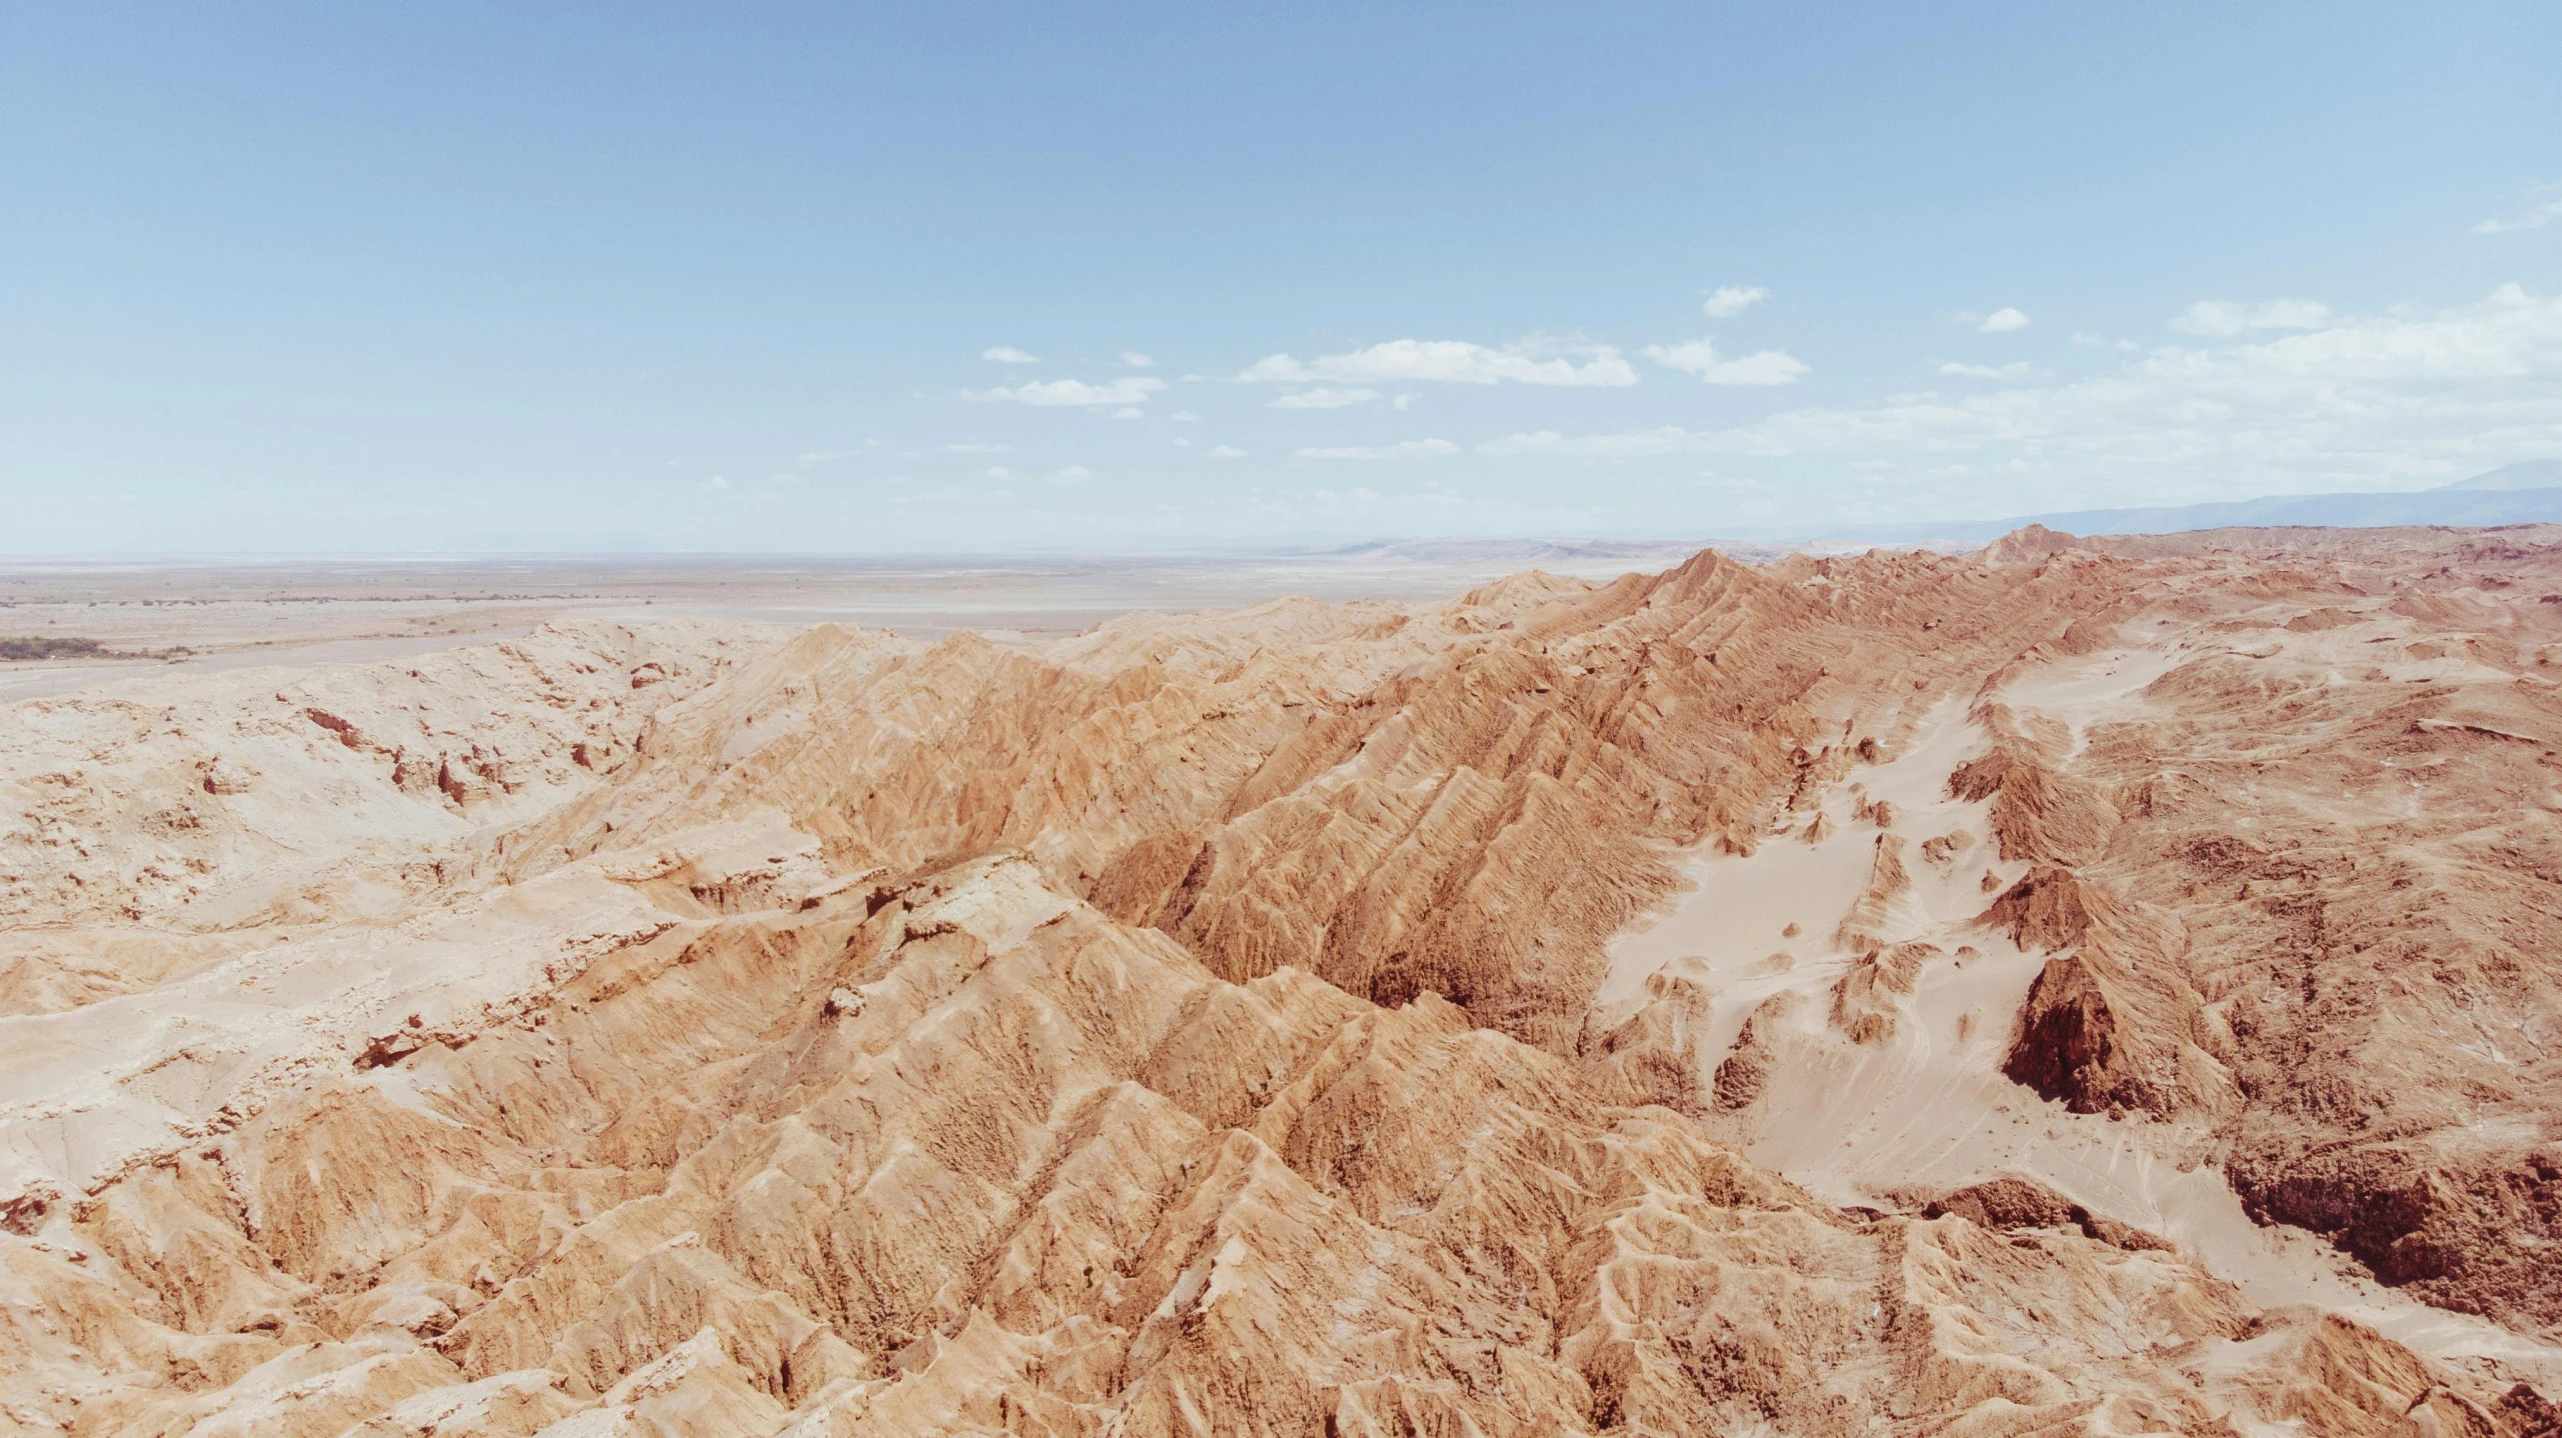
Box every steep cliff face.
[5,531,2562,1433]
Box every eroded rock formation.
[5,527,2562,1433]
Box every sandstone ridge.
[4,529,2562,1433]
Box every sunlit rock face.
[6,526,2562,1434]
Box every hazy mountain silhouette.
[1738,459,2562,544]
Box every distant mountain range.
[2441,459,2562,491]
[1293,462,2562,564]
[1730,459,2562,545]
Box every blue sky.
[4,2,2558,552]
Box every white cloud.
[886,483,969,508]
[1270,387,1379,409]
[1697,471,1777,496]
[1211,445,1248,458]
[1392,393,1414,410]
[1110,406,1146,419]
[1702,350,1808,386]
[2073,332,2140,351]
[1702,285,1769,318]
[981,346,1040,363]
[984,466,1014,480]
[1294,438,1462,459]
[964,376,1167,406]
[1973,307,2030,333]
[1047,465,1093,485]
[1936,361,2039,380]
[1476,286,2562,503]
[1170,410,1203,422]
[1640,339,1716,373]
[2477,183,2562,235]
[1476,428,1705,458]
[1241,339,1638,387]
[1641,339,1809,385]
[941,441,1011,453]
[2169,298,2332,336]
[1120,350,1156,368]
[700,475,730,491]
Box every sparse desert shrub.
[0,636,111,661]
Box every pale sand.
[1596,641,2562,1385]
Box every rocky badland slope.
[4,529,2562,1434]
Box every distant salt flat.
[0,547,1772,702]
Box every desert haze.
[7,527,2562,1436]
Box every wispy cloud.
[964,376,1168,406]
[1120,350,1156,368]
[2169,298,2331,336]
[1211,445,1248,458]
[1047,465,1093,485]
[1961,307,2030,333]
[1702,285,1769,318]
[2476,182,2562,235]
[1697,471,1777,493]
[940,441,1011,453]
[1294,438,1463,459]
[1478,285,2562,502]
[1241,340,1637,387]
[1935,360,2040,380]
[1270,387,1379,409]
[886,484,969,508]
[981,345,1040,363]
[1475,428,1703,458]
[1641,339,1809,385]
